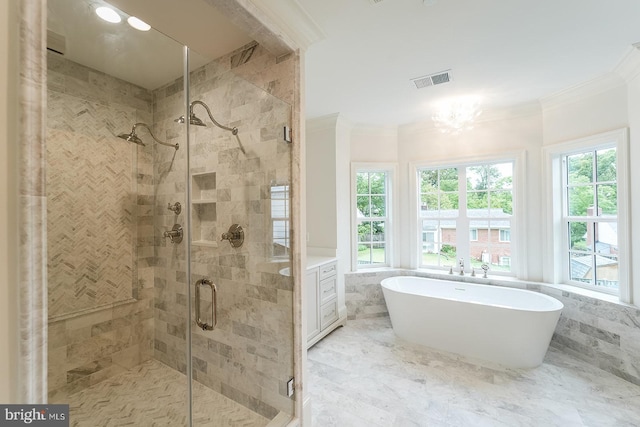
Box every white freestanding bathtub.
[380,276,563,368]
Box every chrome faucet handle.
[221,224,244,248]
[167,202,181,215]
[459,258,464,275]
[163,224,183,244]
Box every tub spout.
[459,258,465,275]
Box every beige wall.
[0,0,19,403]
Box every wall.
[306,113,350,320]
[47,55,155,402]
[627,61,640,307]
[152,43,296,419]
[306,114,338,250]
[0,0,19,403]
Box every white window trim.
[351,163,398,271]
[542,128,631,303]
[410,151,526,277]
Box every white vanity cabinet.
[306,258,346,348]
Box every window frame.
[542,128,631,302]
[351,163,397,270]
[411,152,525,276]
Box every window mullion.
[458,168,470,269]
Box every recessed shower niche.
[191,171,217,247]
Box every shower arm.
[191,100,238,135]
[133,123,179,150]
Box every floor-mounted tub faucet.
[459,258,465,275]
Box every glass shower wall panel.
[186,45,296,425]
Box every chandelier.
[432,99,482,134]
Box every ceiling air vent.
[411,70,452,89]
[47,30,66,55]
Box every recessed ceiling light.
[127,16,151,32]
[95,6,121,23]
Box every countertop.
[306,256,337,270]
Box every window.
[564,147,619,292]
[354,168,392,268]
[271,183,290,258]
[544,128,630,301]
[418,160,515,274]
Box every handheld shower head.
[117,129,146,146]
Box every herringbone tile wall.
[47,52,155,401]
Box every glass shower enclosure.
[46,1,295,425]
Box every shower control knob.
[221,224,244,248]
[163,224,183,244]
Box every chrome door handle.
[195,278,217,331]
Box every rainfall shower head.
[117,129,146,146]
[117,123,179,150]
[175,100,238,135]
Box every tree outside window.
[565,147,619,291]
[356,171,388,266]
[419,161,514,273]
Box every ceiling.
[47,0,640,125]
[47,0,252,90]
[298,0,640,126]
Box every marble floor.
[67,359,269,427]
[308,317,640,427]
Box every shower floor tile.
[309,317,640,427]
[66,359,269,427]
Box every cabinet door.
[305,268,320,341]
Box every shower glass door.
[186,47,295,426]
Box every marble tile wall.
[152,42,296,420]
[19,0,48,402]
[541,288,640,387]
[344,269,640,386]
[345,270,406,320]
[46,53,155,401]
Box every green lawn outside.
[358,247,510,272]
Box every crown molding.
[614,44,640,83]
[539,72,626,111]
[248,0,325,52]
